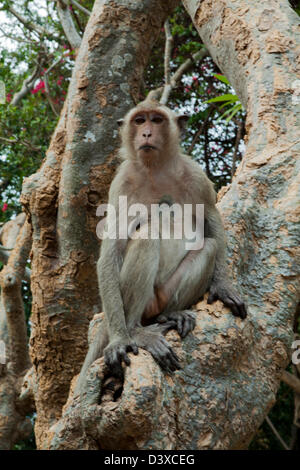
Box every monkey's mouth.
[139,145,157,152]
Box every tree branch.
[164,20,172,84]
[265,416,290,450]
[6,5,57,41]
[0,219,32,375]
[281,369,300,395]
[69,0,91,16]
[159,47,208,105]
[187,106,215,154]
[10,65,40,106]
[0,136,40,152]
[0,245,31,283]
[44,75,60,117]
[56,0,81,50]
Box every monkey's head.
[118,98,188,166]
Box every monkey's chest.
[129,180,194,207]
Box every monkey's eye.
[151,115,164,124]
[134,116,146,125]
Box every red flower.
[2,203,8,212]
[31,80,45,94]
[6,93,12,102]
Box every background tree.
[0,0,299,450]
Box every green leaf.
[216,103,242,122]
[225,104,242,122]
[213,74,230,85]
[203,94,239,104]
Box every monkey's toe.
[147,339,181,373]
[157,310,196,338]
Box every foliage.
[0,0,80,224]
[204,74,243,123]
[0,50,60,223]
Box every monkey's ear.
[117,119,124,127]
[177,114,189,131]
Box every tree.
[0,0,299,450]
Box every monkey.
[76,97,246,394]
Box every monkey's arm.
[206,206,247,319]
[98,237,138,375]
[97,171,139,375]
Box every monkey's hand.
[207,281,247,319]
[104,338,138,378]
[156,310,196,338]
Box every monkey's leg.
[155,237,218,338]
[120,237,160,331]
[119,237,185,372]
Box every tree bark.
[18,0,300,450]
[0,214,33,449]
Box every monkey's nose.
[143,131,152,138]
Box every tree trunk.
[17,0,300,450]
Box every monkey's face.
[118,101,189,165]
[131,111,170,162]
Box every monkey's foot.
[156,310,196,338]
[208,282,247,319]
[133,324,181,374]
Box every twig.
[164,19,172,86]
[69,0,91,16]
[231,120,243,178]
[44,75,60,117]
[0,136,40,152]
[159,47,209,105]
[11,65,40,106]
[188,107,215,154]
[265,416,290,450]
[70,4,84,32]
[160,21,173,105]
[281,369,300,395]
[6,5,57,41]
[42,52,68,116]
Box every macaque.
[77,97,246,392]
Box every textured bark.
[45,0,300,450]
[20,0,180,449]
[0,215,33,449]
[1,220,31,375]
